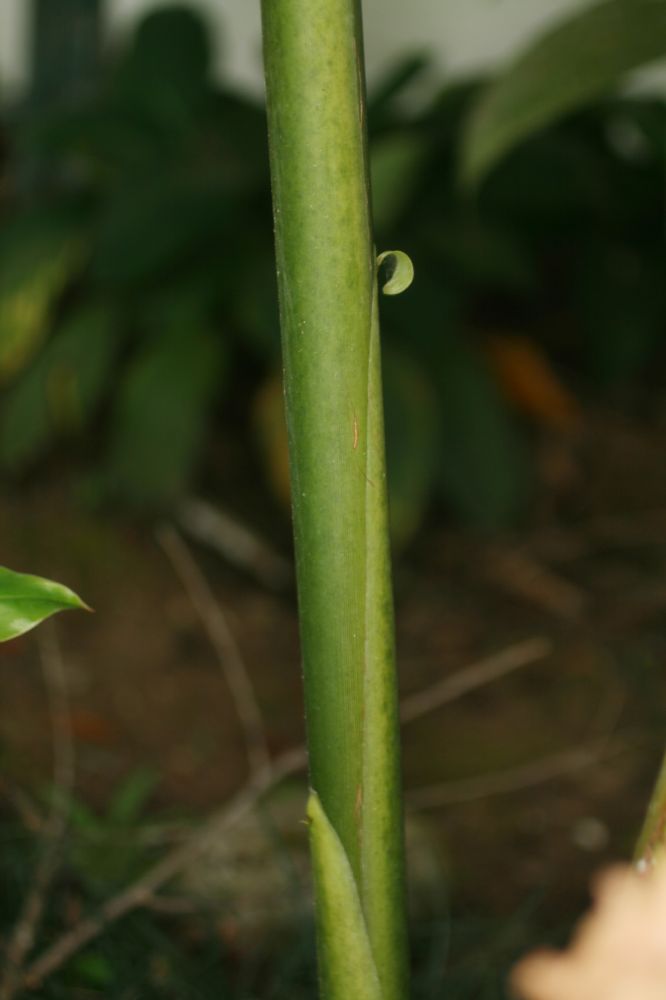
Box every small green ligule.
[377,251,414,296]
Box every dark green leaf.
[122,6,210,92]
[433,334,532,528]
[383,348,439,548]
[22,102,173,174]
[576,243,666,383]
[0,302,119,471]
[461,0,666,186]
[427,217,536,293]
[107,768,158,826]
[111,6,211,135]
[383,274,529,528]
[101,325,224,507]
[371,130,428,233]
[91,176,233,286]
[71,953,114,989]
[477,126,610,231]
[233,250,282,362]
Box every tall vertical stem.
[260,2,409,997]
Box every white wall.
[110,0,599,97]
[1,0,598,100]
[364,0,590,87]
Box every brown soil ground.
[3,404,666,937]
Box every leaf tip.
[0,566,91,643]
[306,788,324,825]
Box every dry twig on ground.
[400,637,551,725]
[178,496,293,591]
[484,544,587,619]
[0,778,43,834]
[407,739,622,810]
[22,631,610,989]
[157,522,271,779]
[22,747,307,990]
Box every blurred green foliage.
[460,0,666,185]
[0,3,664,538]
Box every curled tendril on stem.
[376,250,414,296]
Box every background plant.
[1,1,666,996]
[0,1,663,540]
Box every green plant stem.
[635,747,666,867]
[260,2,409,997]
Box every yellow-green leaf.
[307,792,384,1000]
[0,214,84,382]
[0,566,88,642]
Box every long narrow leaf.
[461,0,666,186]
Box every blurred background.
[0,1,665,996]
